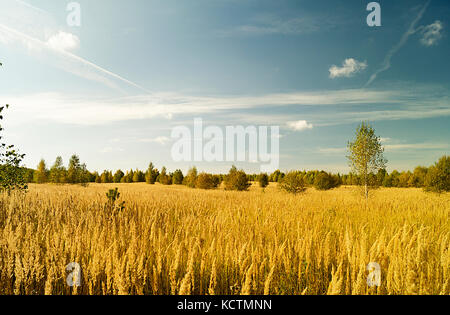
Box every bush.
[258,173,269,188]
[195,173,218,190]
[158,167,172,185]
[172,169,184,185]
[314,172,340,191]
[424,156,450,193]
[183,167,198,188]
[145,163,159,185]
[105,188,125,212]
[212,175,222,188]
[224,166,251,191]
[279,171,306,194]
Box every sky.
[0,0,449,174]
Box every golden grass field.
[0,183,448,295]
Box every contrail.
[13,0,48,14]
[365,0,431,87]
[1,1,151,94]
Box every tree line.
[27,154,449,193]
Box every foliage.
[158,167,172,185]
[195,173,218,190]
[258,173,269,189]
[66,155,89,186]
[0,64,28,193]
[424,156,450,193]
[278,171,306,194]
[105,188,125,212]
[224,166,251,191]
[145,163,159,185]
[313,172,341,191]
[49,156,67,184]
[172,169,184,185]
[113,170,125,183]
[347,122,387,199]
[33,159,48,184]
[183,167,198,188]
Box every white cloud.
[138,136,171,145]
[385,143,449,151]
[318,142,448,155]
[287,120,313,131]
[46,31,80,51]
[2,85,449,126]
[318,147,346,154]
[329,58,367,79]
[236,17,321,35]
[100,147,124,153]
[420,20,443,46]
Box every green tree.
[159,167,172,185]
[66,155,89,185]
[376,169,387,187]
[279,171,306,194]
[258,173,269,189]
[347,122,387,199]
[34,159,48,184]
[183,167,198,188]
[101,170,113,183]
[113,170,125,183]
[398,171,412,188]
[409,166,428,188]
[145,163,158,184]
[172,169,184,185]
[224,166,251,191]
[0,64,28,193]
[79,163,89,187]
[67,155,81,183]
[195,173,218,190]
[23,168,34,183]
[49,156,67,184]
[133,170,145,183]
[314,171,340,191]
[424,156,450,193]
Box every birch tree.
[347,122,387,199]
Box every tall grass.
[0,184,448,295]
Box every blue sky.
[0,0,449,174]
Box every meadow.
[0,183,448,295]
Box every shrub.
[106,188,125,212]
[279,171,306,194]
[195,173,218,190]
[159,167,172,185]
[258,173,269,189]
[314,172,340,191]
[183,167,198,188]
[145,163,159,184]
[224,166,251,191]
[172,169,184,185]
[212,175,222,188]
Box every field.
[0,183,449,295]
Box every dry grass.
[0,183,448,295]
